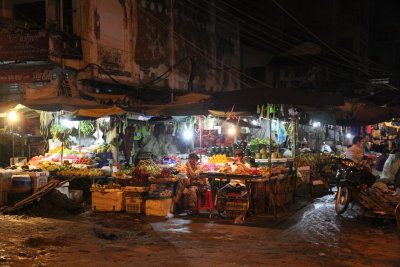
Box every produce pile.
[208,154,233,163]
[173,164,187,173]
[74,156,93,165]
[57,168,105,177]
[132,160,162,183]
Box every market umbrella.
[21,96,110,112]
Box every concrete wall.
[0,0,241,93]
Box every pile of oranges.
[208,154,233,163]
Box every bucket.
[69,190,83,202]
[11,175,32,194]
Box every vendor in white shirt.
[346,136,364,163]
[219,149,252,196]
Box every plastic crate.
[125,196,145,214]
[32,176,48,192]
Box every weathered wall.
[0,0,241,94]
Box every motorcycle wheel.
[335,186,350,215]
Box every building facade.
[0,0,241,105]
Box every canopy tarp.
[211,88,344,106]
[0,103,38,118]
[21,96,110,112]
[300,102,400,126]
[335,104,400,126]
[64,106,126,120]
[142,93,211,116]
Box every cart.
[358,187,400,231]
[200,172,264,222]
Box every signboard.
[0,31,48,61]
[0,68,53,84]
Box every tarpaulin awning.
[142,93,211,116]
[64,106,126,120]
[335,104,400,126]
[21,96,110,112]
[211,88,344,106]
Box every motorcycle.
[334,158,376,215]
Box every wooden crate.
[145,198,173,216]
[92,190,125,211]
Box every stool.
[197,190,213,218]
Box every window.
[62,0,74,34]
[9,84,20,94]
[14,1,46,27]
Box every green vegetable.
[80,121,95,137]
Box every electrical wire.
[184,0,375,89]
[270,0,399,90]
[218,0,395,81]
[138,6,266,89]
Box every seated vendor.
[173,153,209,214]
[219,149,252,197]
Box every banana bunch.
[57,168,105,177]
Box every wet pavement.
[150,195,400,267]
[0,195,398,266]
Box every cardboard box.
[92,190,125,211]
[145,198,173,216]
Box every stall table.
[200,172,297,219]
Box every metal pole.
[11,122,15,165]
[269,117,272,168]
[78,122,81,152]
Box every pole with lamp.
[8,111,18,165]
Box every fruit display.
[259,166,271,177]
[208,154,233,163]
[57,168,105,177]
[132,159,161,178]
[48,147,81,155]
[247,138,276,154]
[91,144,112,153]
[174,164,187,173]
[74,156,93,165]
[38,162,66,172]
[161,168,172,178]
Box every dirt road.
[0,195,398,267]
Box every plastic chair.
[197,190,213,218]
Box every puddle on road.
[151,218,193,233]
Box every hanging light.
[183,129,193,140]
[227,126,236,136]
[312,121,321,128]
[7,111,18,122]
[346,133,352,139]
